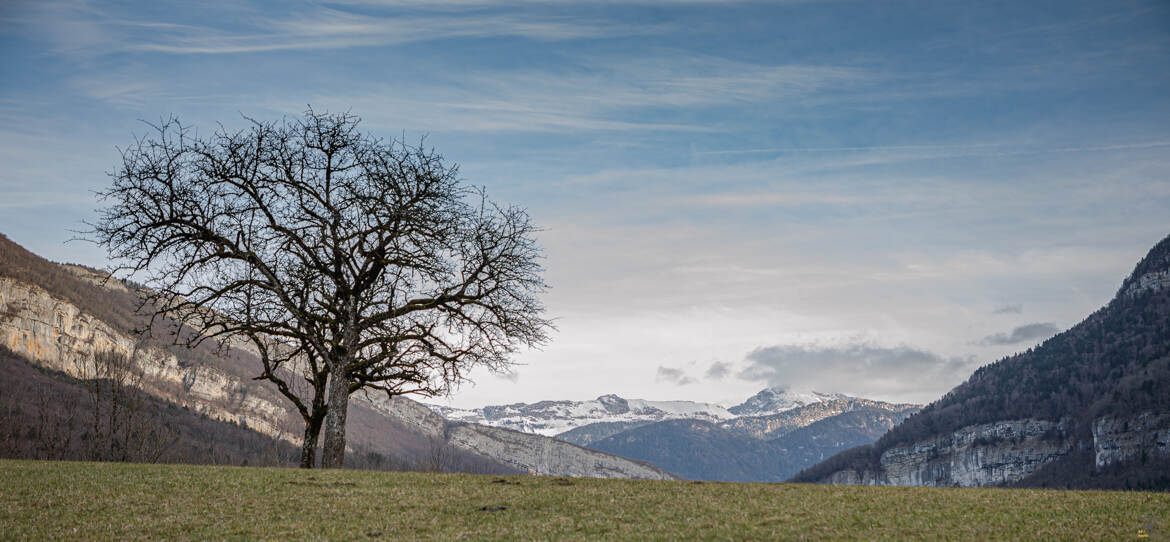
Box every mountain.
[430,386,855,438]
[722,396,917,440]
[793,234,1170,490]
[768,408,917,473]
[554,421,653,448]
[425,382,919,482]
[362,394,673,479]
[585,400,918,482]
[0,233,672,479]
[728,388,848,417]
[590,419,775,482]
[429,394,736,436]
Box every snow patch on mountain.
[427,395,736,436]
[427,386,847,437]
[728,387,848,417]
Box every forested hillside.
[794,235,1170,489]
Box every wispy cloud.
[978,322,1060,346]
[135,11,633,54]
[338,0,766,5]
[656,365,696,386]
[267,55,871,134]
[26,3,655,57]
[992,304,1023,315]
[695,140,1170,159]
[705,361,732,380]
[738,342,978,399]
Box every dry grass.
[1,459,1166,540]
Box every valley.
[3,230,1169,489]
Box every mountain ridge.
[586,401,919,482]
[427,386,872,438]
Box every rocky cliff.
[1093,411,1170,469]
[821,419,1074,487]
[0,276,299,443]
[819,413,1170,488]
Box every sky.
[2,0,1169,409]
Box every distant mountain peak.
[426,394,735,436]
[428,387,887,439]
[597,394,630,414]
[728,387,850,417]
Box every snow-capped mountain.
[426,386,844,437]
[428,394,736,436]
[727,387,848,417]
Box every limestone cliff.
[818,413,1170,487]
[822,419,1074,487]
[1093,412,1170,469]
[0,276,299,442]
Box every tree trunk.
[299,415,323,468]
[321,366,350,469]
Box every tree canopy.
[90,109,551,467]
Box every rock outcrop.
[823,419,1072,487]
[820,413,1170,487]
[0,277,299,443]
[1093,412,1170,469]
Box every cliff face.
[822,413,1170,487]
[823,419,1073,487]
[0,277,299,442]
[1093,412,1170,469]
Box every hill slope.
[0,233,670,479]
[0,344,299,466]
[793,234,1170,489]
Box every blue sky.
[2,0,1169,407]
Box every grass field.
[1,459,1166,540]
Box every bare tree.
[89,109,551,468]
[32,386,79,460]
[74,349,177,463]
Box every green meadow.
[1,459,1165,540]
